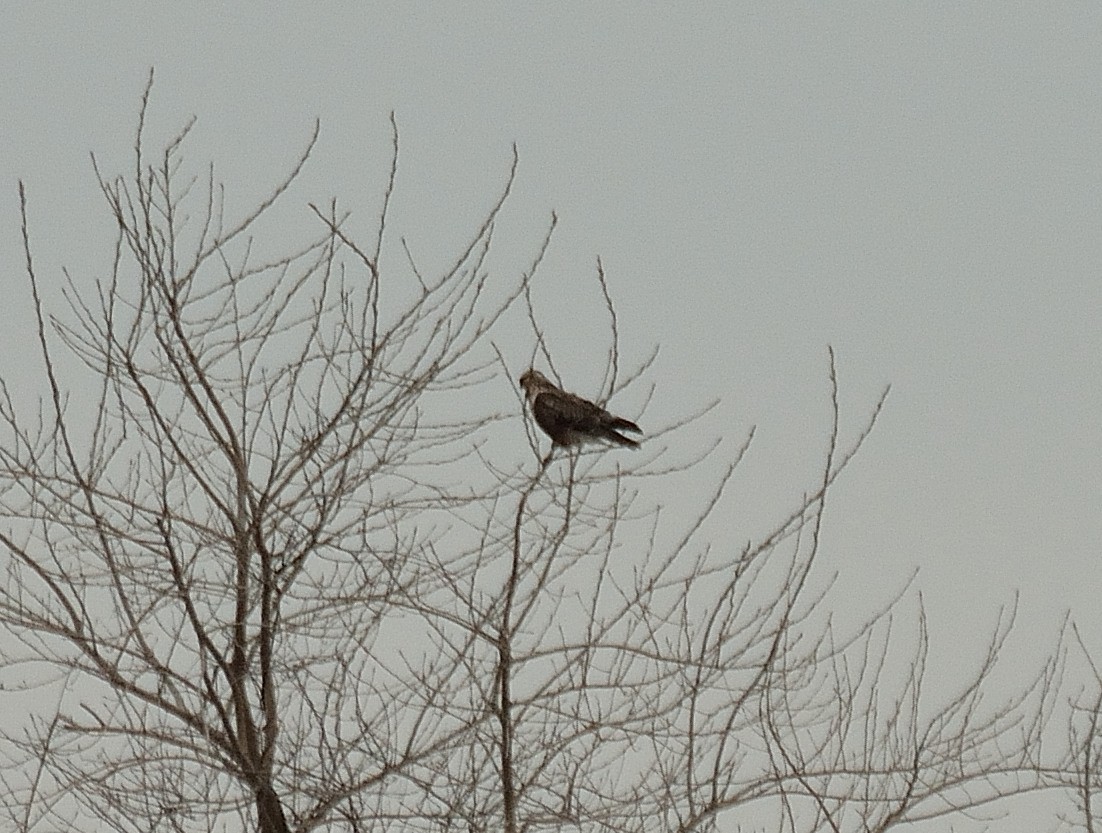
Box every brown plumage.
[519,369,642,449]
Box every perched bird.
[519,369,642,449]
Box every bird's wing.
[532,389,608,439]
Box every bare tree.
[0,79,1073,833]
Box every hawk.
[519,369,642,449]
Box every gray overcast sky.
[2,3,1101,822]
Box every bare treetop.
[0,80,1090,833]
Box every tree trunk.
[256,784,291,833]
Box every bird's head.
[519,369,553,397]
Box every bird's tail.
[607,416,641,434]
[603,427,641,448]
